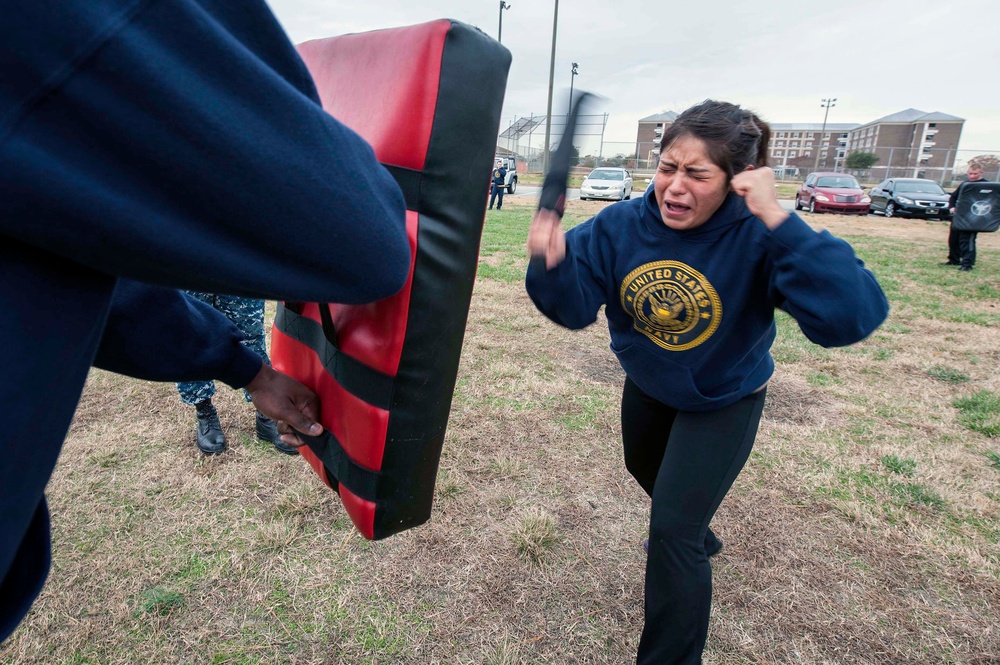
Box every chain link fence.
[770,148,1000,186]
[496,117,999,188]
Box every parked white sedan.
[580,167,633,201]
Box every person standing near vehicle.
[945,161,985,271]
[525,100,889,664]
[489,158,508,210]
[177,293,298,455]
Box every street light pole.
[498,1,510,43]
[813,97,836,171]
[542,0,559,173]
[568,62,579,116]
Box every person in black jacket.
[945,161,985,271]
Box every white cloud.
[266,0,1000,154]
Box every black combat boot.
[194,399,227,454]
[256,412,299,456]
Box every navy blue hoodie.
[1,0,410,641]
[526,190,888,411]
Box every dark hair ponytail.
[660,100,770,179]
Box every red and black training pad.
[270,20,511,540]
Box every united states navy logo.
[620,261,721,351]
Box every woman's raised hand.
[526,208,566,269]
[730,167,790,230]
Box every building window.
[928,123,937,128]
[775,150,784,156]
[789,150,797,157]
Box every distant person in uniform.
[489,158,508,210]
[176,293,297,455]
[945,161,985,271]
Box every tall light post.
[568,62,579,116]
[542,0,559,173]
[813,97,836,171]
[498,1,510,43]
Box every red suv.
[795,173,870,215]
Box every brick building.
[846,109,964,181]
[635,111,677,166]
[635,108,965,181]
[767,122,859,172]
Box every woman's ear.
[743,164,755,172]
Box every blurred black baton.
[530,91,593,270]
[537,91,594,217]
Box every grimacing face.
[653,135,730,231]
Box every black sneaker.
[194,399,227,455]
[940,261,959,266]
[959,265,973,272]
[256,412,299,455]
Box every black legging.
[621,377,767,665]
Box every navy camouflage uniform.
[176,293,268,404]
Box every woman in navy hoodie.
[526,100,889,664]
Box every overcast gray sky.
[267,0,1000,159]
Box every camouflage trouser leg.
[176,292,270,405]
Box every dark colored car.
[795,172,870,215]
[868,178,951,220]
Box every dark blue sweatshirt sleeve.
[0,0,409,305]
[761,214,889,347]
[525,219,609,330]
[93,280,262,388]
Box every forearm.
[1,0,410,305]
[93,280,262,388]
[525,254,602,330]
[765,216,889,346]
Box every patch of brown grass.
[3,203,999,664]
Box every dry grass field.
[2,197,998,664]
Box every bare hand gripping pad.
[270,20,511,539]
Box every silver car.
[580,167,633,201]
